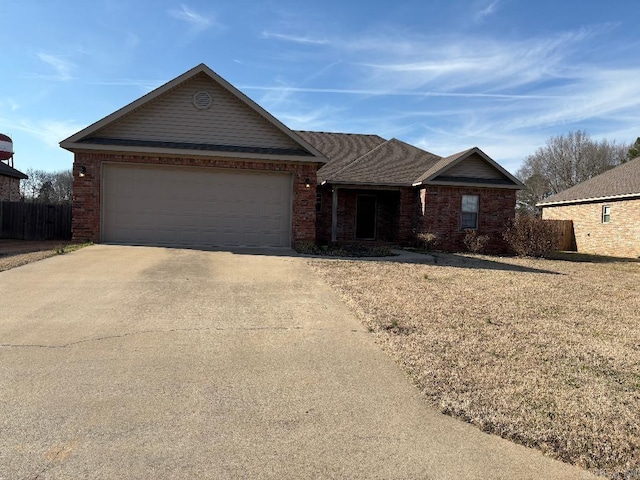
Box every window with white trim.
[602,205,611,223]
[461,195,479,229]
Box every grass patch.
[55,242,93,255]
[309,253,640,479]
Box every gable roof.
[294,131,386,183]
[299,132,522,189]
[413,147,523,188]
[327,138,442,186]
[60,64,326,163]
[0,162,28,180]
[538,157,640,206]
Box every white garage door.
[102,164,292,247]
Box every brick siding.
[542,198,640,258]
[316,184,515,252]
[418,185,516,253]
[0,176,21,201]
[315,186,416,245]
[72,152,319,246]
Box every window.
[602,205,611,223]
[461,195,479,229]
[316,193,322,213]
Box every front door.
[356,195,376,239]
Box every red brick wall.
[72,152,319,246]
[314,186,416,245]
[316,184,514,251]
[398,187,419,245]
[418,185,516,253]
[0,175,21,201]
[542,199,640,258]
[316,186,332,243]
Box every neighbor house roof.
[0,162,28,180]
[60,63,327,164]
[299,132,523,189]
[538,157,640,207]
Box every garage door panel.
[102,164,292,247]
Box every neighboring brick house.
[539,157,640,258]
[61,63,522,252]
[0,162,27,201]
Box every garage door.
[102,164,292,247]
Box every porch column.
[331,187,339,243]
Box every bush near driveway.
[309,253,640,479]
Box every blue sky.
[1,0,639,175]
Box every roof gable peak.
[60,63,326,162]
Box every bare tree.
[628,137,640,160]
[516,131,628,215]
[20,168,73,204]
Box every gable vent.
[193,91,212,110]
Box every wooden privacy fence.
[0,201,72,241]
[547,219,575,251]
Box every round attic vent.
[193,91,212,110]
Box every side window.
[461,195,479,230]
[316,193,322,213]
[602,205,611,223]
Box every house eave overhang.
[413,179,523,189]
[322,180,408,189]
[537,192,640,207]
[0,172,28,180]
[61,141,326,164]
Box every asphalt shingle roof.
[0,162,28,179]
[294,131,386,183]
[328,138,442,186]
[292,131,521,189]
[538,157,640,205]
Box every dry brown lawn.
[309,253,640,479]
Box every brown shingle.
[538,157,640,206]
[327,138,442,186]
[294,131,386,183]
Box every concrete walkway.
[0,245,597,479]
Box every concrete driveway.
[0,245,596,479]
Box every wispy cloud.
[274,105,345,131]
[0,98,20,112]
[81,79,162,91]
[36,53,75,81]
[261,31,330,45]
[125,32,140,49]
[241,84,557,99]
[249,22,637,167]
[476,0,501,22]
[0,117,84,149]
[354,28,600,93]
[168,4,220,33]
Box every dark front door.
[356,195,376,239]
